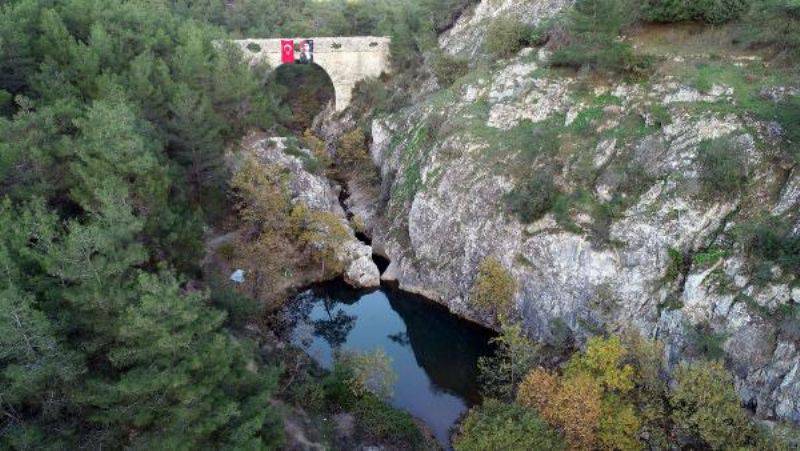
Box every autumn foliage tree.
[517,336,642,450]
[471,256,517,319]
[291,204,351,276]
[518,368,603,448]
[513,332,778,450]
[670,360,754,449]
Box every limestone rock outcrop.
[324,40,799,424]
[237,134,380,289]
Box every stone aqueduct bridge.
[233,36,391,111]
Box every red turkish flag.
[281,39,294,64]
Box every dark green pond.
[290,281,496,446]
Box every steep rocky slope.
[209,133,380,305]
[322,1,800,425]
[240,136,381,289]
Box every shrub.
[670,360,754,449]
[322,360,359,410]
[506,170,557,223]
[336,349,397,399]
[352,396,423,446]
[692,247,728,268]
[686,322,728,360]
[696,137,747,198]
[549,0,651,75]
[695,0,750,24]
[431,51,469,87]
[454,399,566,451]
[301,130,332,170]
[337,127,379,184]
[484,16,532,57]
[478,322,542,400]
[664,247,690,283]
[740,0,800,61]
[550,41,651,75]
[350,78,397,115]
[641,0,694,22]
[285,141,326,175]
[337,128,369,169]
[642,0,750,24]
[734,215,800,278]
[470,257,517,316]
[216,242,236,261]
[322,357,423,447]
[649,103,673,128]
[547,318,575,355]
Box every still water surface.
[290,281,495,446]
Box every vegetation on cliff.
[461,329,794,449]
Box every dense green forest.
[0,0,465,447]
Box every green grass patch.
[284,140,324,174]
[693,247,729,268]
[649,103,673,128]
[664,247,690,283]
[672,61,798,162]
[605,113,657,143]
[390,122,434,205]
[570,107,605,134]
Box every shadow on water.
[288,279,496,447]
[383,284,493,405]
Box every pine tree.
[81,271,283,448]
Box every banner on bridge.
[281,39,294,64]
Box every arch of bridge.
[234,36,391,111]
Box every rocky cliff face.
[321,1,800,424]
[440,0,571,58]
[234,134,380,290]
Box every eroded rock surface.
[330,44,799,423]
[237,134,380,289]
[440,0,572,58]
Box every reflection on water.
[289,281,496,447]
